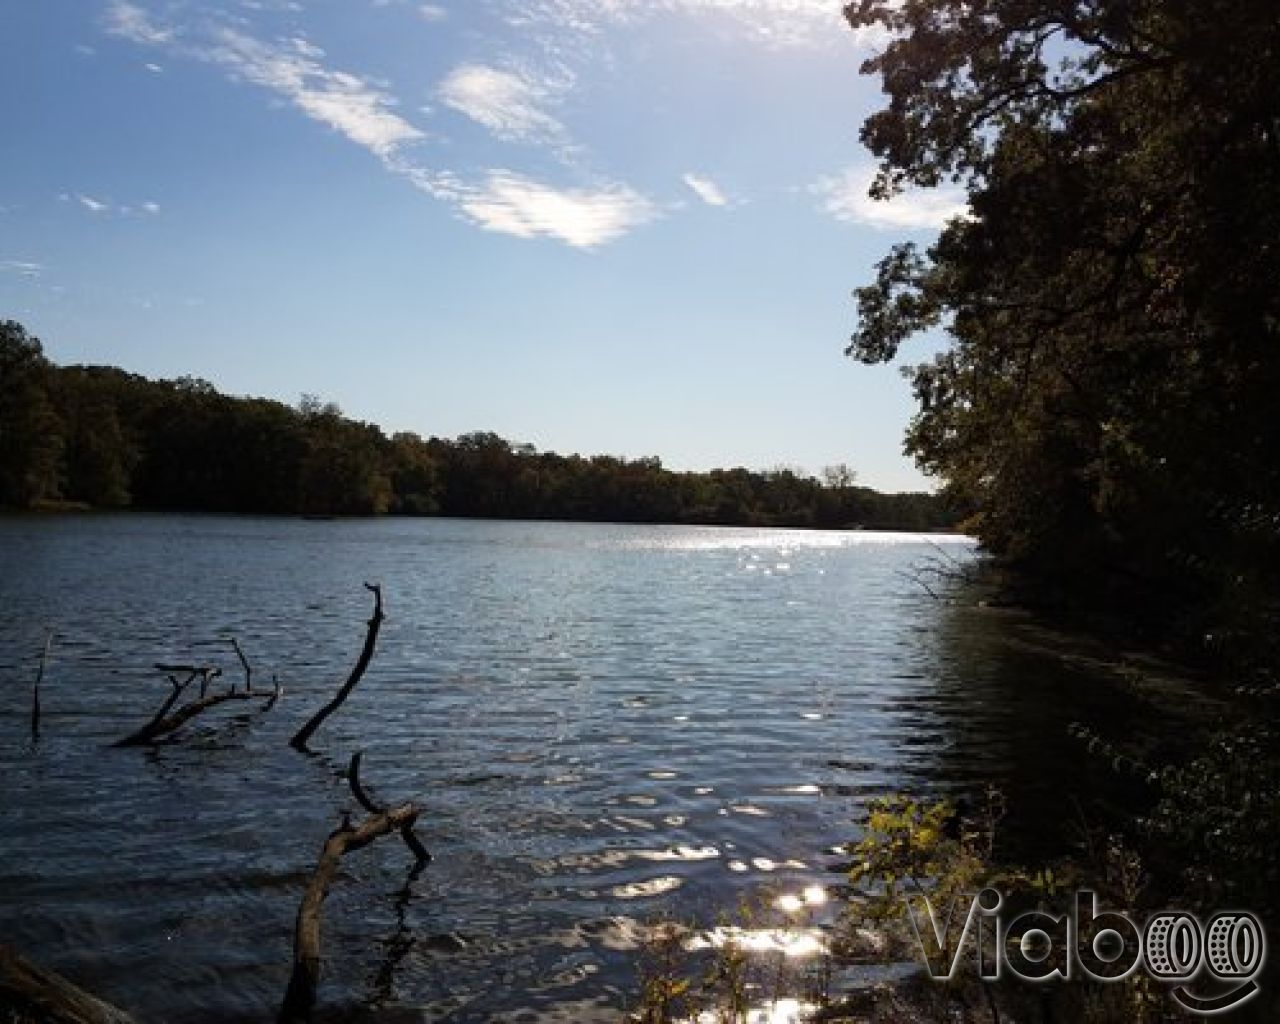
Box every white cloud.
[106,9,422,162]
[208,28,424,160]
[437,64,566,147]
[0,260,43,278]
[62,192,163,218]
[103,8,655,247]
[811,165,968,231]
[682,172,728,207]
[290,37,325,60]
[144,62,164,73]
[419,4,448,21]
[104,1,174,46]
[441,170,656,248]
[506,0,877,51]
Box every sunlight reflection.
[687,926,826,958]
[775,893,804,913]
[635,844,720,862]
[611,876,682,899]
[612,527,977,551]
[685,999,819,1024]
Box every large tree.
[0,321,63,507]
[846,0,1280,634]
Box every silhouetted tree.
[845,0,1280,639]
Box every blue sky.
[2,1,964,491]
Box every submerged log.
[0,944,137,1024]
[114,661,281,747]
[289,584,384,752]
[278,753,429,1024]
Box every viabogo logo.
[906,888,1266,1015]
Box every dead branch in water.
[898,547,981,602]
[289,583,384,752]
[278,751,429,1024]
[31,631,53,741]
[230,636,253,692]
[114,659,281,747]
[0,943,137,1024]
[348,751,432,866]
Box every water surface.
[0,516,1184,1021]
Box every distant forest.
[0,321,956,530]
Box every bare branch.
[348,752,431,865]
[197,666,219,700]
[897,568,941,601]
[230,637,253,692]
[290,584,385,752]
[115,686,278,747]
[0,943,137,1024]
[278,756,428,1023]
[347,751,384,815]
[150,671,198,727]
[116,664,277,747]
[31,631,53,742]
[265,673,284,712]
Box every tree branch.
[230,637,253,692]
[31,630,53,742]
[115,666,280,747]
[289,584,384,752]
[278,752,428,1023]
[0,944,137,1024]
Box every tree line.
[0,320,955,530]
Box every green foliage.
[842,792,1182,1023]
[845,790,1017,933]
[1072,700,1280,921]
[844,0,1280,646]
[0,324,957,528]
[0,321,63,507]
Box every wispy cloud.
[437,63,567,147]
[0,260,44,278]
[682,172,728,207]
[208,28,424,160]
[103,4,656,247]
[429,170,656,248]
[811,165,968,231]
[505,0,875,51]
[369,0,447,16]
[61,192,162,217]
[105,1,174,46]
[109,5,423,162]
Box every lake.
[0,516,1189,1021]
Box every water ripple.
[0,516,1172,1021]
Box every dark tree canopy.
[0,324,954,532]
[845,0,1280,645]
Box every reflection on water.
[0,516,1195,1021]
